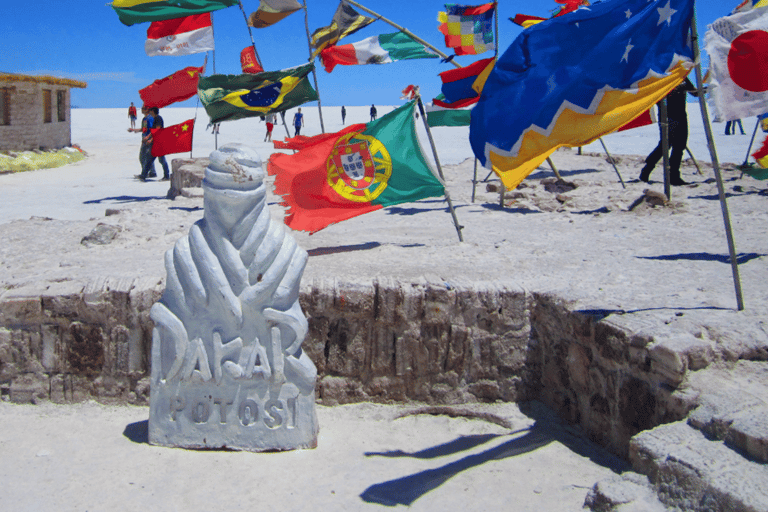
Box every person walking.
[341,105,346,125]
[150,107,171,180]
[128,102,137,129]
[725,119,745,135]
[128,105,156,181]
[639,78,698,186]
[293,108,304,136]
[264,113,276,142]
[370,104,377,121]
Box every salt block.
[148,144,318,451]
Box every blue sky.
[1,1,727,108]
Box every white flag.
[145,13,214,57]
[705,6,768,122]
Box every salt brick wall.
[0,81,72,151]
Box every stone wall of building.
[0,81,73,151]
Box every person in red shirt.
[128,102,137,129]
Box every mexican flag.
[319,32,438,73]
[111,0,239,26]
[268,101,445,233]
[145,13,214,56]
[198,63,318,123]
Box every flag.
[437,57,494,105]
[470,0,695,191]
[425,95,473,126]
[248,0,302,28]
[145,13,213,56]
[151,119,195,157]
[140,65,204,108]
[198,63,318,123]
[319,32,438,73]
[240,47,264,74]
[617,107,657,132]
[705,6,768,122]
[438,3,496,56]
[512,1,590,28]
[268,101,445,233]
[400,85,418,100]
[733,0,768,13]
[111,0,239,26]
[511,14,547,28]
[310,1,376,59]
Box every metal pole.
[743,118,760,165]
[598,138,626,188]
[345,0,461,68]
[685,146,703,175]
[691,12,744,310]
[210,14,218,150]
[660,98,670,198]
[302,0,325,133]
[471,158,478,203]
[416,96,464,242]
[238,1,264,68]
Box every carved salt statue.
[148,144,318,451]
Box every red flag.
[139,65,204,108]
[617,108,656,132]
[151,119,195,157]
[240,47,264,74]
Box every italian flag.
[319,32,438,73]
[145,13,214,56]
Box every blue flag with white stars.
[470,0,695,190]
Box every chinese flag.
[240,46,264,74]
[139,65,204,108]
[151,119,195,157]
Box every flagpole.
[302,0,326,134]
[344,0,462,68]
[210,13,218,150]
[691,12,744,311]
[743,118,760,165]
[238,0,264,69]
[416,95,464,242]
[598,139,626,188]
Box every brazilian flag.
[198,63,318,123]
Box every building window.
[0,87,10,126]
[57,90,66,122]
[43,89,52,123]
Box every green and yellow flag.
[198,63,318,123]
[111,0,239,26]
[310,1,376,59]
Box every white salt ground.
[0,105,766,511]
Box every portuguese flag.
[268,101,445,233]
[198,63,318,123]
[111,0,239,27]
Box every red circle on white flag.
[728,30,768,93]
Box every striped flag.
[310,1,376,59]
[111,0,238,26]
[145,13,214,56]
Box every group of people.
[128,104,169,182]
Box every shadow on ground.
[123,420,148,444]
[84,195,167,205]
[359,401,628,507]
[637,252,765,264]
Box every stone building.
[0,73,87,151]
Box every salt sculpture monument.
[148,144,318,451]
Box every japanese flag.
[706,6,768,122]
